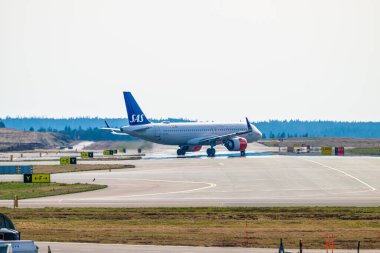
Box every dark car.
[0,213,20,240]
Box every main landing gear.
[177,148,186,156]
[206,148,245,157]
[206,147,216,157]
[178,146,245,157]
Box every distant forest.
[1,117,380,141]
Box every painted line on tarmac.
[55,179,217,201]
[298,157,376,191]
[114,179,217,198]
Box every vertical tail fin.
[123,92,151,125]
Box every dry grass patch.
[1,207,380,249]
[32,164,134,174]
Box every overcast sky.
[1,0,379,122]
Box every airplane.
[102,92,263,157]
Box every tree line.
[1,117,380,140]
[254,120,380,139]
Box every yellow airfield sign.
[32,174,50,183]
[24,174,50,183]
[60,157,77,165]
[321,147,333,155]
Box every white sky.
[1,0,379,122]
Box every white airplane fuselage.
[104,92,263,156]
[121,122,262,146]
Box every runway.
[35,242,379,253]
[1,155,380,207]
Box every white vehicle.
[0,241,38,253]
[0,243,12,253]
[103,92,262,157]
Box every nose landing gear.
[206,148,216,157]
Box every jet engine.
[183,145,202,152]
[224,137,247,151]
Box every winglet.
[246,117,252,131]
[105,120,110,128]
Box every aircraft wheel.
[240,150,246,157]
[207,148,216,157]
[177,149,186,156]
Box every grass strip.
[345,147,380,155]
[32,164,134,174]
[0,182,106,199]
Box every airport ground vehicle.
[103,92,262,156]
[0,214,38,253]
[0,240,38,253]
[0,243,11,253]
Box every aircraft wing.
[101,121,151,135]
[101,121,130,136]
[101,128,130,136]
[100,127,121,131]
[190,118,253,146]
[110,131,130,136]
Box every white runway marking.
[133,179,217,195]
[60,179,217,201]
[117,183,216,198]
[299,157,376,191]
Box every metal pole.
[14,195,18,208]
[245,221,248,247]
[279,238,285,253]
[326,239,329,253]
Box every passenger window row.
[162,129,244,132]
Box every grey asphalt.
[35,242,377,253]
[1,155,380,207]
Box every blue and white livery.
[103,92,262,157]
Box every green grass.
[0,182,107,199]
[345,147,380,155]
[1,207,380,249]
